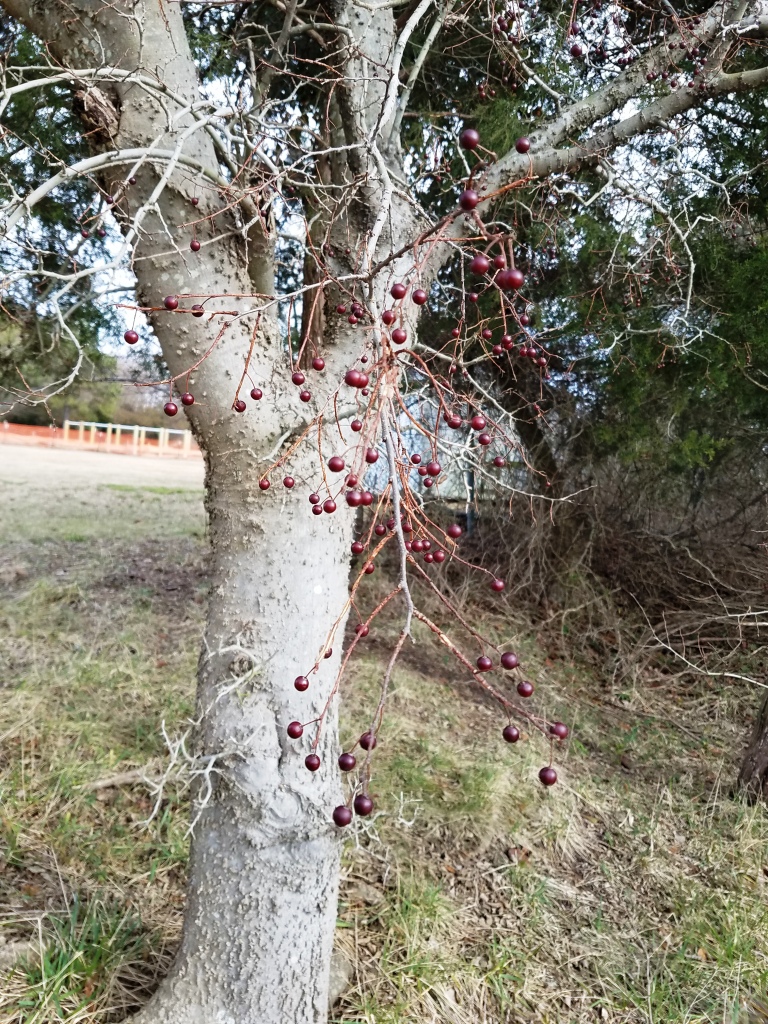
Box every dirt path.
[0,443,204,490]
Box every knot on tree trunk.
[72,85,119,143]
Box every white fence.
[61,420,199,457]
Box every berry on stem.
[502,725,520,743]
[354,794,374,816]
[287,721,303,739]
[539,766,557,786]
[459,189,479,211]
[459,127,480,150]
[333,805,353,827]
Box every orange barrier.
[0,420,201,458]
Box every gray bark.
[0,2,363,1021]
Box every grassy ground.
[1,452,767,1024]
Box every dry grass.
[1,463,767,1023]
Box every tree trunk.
[738,691,768,801]
[133,446,354,1024]
[0,3,361,1020]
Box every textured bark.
[738,691,768,802]
[0,2,356,1021]
[131,446,355,1024]
[0,3,422,1019]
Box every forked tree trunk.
[0,3,362,1020]
[738,691,768,802]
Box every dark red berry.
[391,328,407,344]
[503,725,520,743]
[294,675,309,691]
[305,754,321,771]
[355,623,369,637]
[467,292,479,303]
[459,189,479,211]
[412,288,428,305]
[493,456,506,468]
[287,721,303,739]
[517,679,534,697]
[354,794,374,816]
[390,282,407,300]
[191,304,205,318]
[312,505,323,516]
[359,731,377,750]
[299,390,311,402]
[374,524,386,536]
[345,369,363,387]
[363,562,375,574]
[181,392,195,406]
[351,541,364,554]
[259,478,270,490]
[164,401,178,417]
[163,296,179,310]
[382,309,396,325]
[365,448,379,464]
[360,491,373,506]
[426,461,441,477]
[333,805,353,826]
[324,648,333,658]
[515,136,531,153]
[459,127,480,150]
[234,399,247,412]
[312,357,325,371]
[291,371,305,386]
[250,387,263,400]
[476,656,493,672]
[491,578,505,592]
[539,766,557,786]
[351,419,363,432]
[411,453,422,464]
[550,722,569,739]
[190,239,201,252]
[339,752,357,771]
[323,499,337,514]
[124,329,139,344]
[478,433,492,446]
[446,524,462,539]
[346,491,363,508]
[470,254,490,275]
[283,476,295,488]
[328,456,345,473]
[434,549,446,563]
[500,652,519,670]
[309,492,320,504]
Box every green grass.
[1,473,768,1023]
